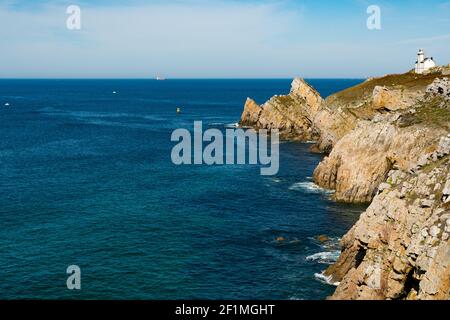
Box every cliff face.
[241,71,449,204]
[324,77,450,299]
[326,136,450,300]
[313,102,449,203]
[313,71,443,152]
[238,66,450,300]
[313,76,450,204]
[239,78,324,140]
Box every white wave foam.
[224,122,239,128]
[208,122,240,128]
[307,236,341,247]
[306,251,340,265]
[266,176,282,184]
[321,239,341,251]
[288,182,333,194]
[314,272,340,287]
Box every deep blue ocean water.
[0,79,365,300]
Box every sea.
[0,79,366,299]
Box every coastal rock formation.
[313,74,450,203]
[239,78,324,140]
[313,121,445,203]
[238,65,450,299]
[325,136,450,300]
[240,98,262,125]
[426,78,450,101]
[312,71,443,152]
[372,86,420,111]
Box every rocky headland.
[240,78,324,140]
[239,66,450,299]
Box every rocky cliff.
[239,66,450,299]
[324,77,450,299]
[314,75,450,203]
[313,71,445,152]
[239,78,324,140]
[325,136,450,300]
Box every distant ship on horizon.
[156,76,166,81]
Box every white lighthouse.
[415,49,436,74]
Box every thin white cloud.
[0,1,305,78]
[397,33,450,45]
[0,1,448,78]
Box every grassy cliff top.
[398,97,450,131]
[326,68,448,106]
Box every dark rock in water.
[309,143,324,154]
[316,235,329,243]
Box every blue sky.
[1,0,449,78]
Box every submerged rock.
[316,235,330,243]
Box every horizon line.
[0,77,368,80]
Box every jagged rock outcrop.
[240,71,447,148]
[426,78,450,101]
[240,98,262,125]
[325,136,450,300]
[239,78,324,140]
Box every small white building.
[415,49,436,74]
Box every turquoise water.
[0,79,365,299]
